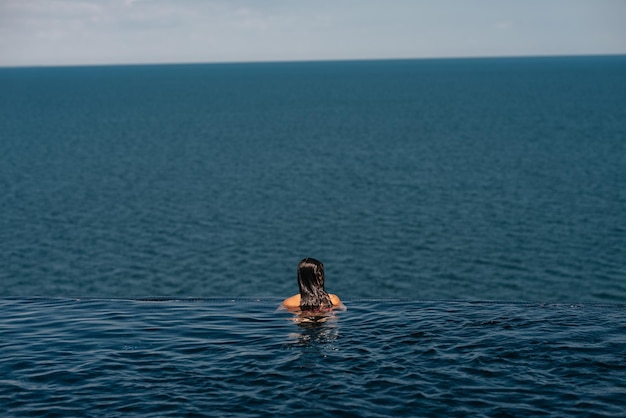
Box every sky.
[0,0,625,67]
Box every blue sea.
[1,56,625,416]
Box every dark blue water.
[1,56,625,301]
[1,298,625,417]
[1,56,626,416]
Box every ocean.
[1,56,625,416]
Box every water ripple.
[4,299,624,416]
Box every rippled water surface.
[1,56,625,301]
[1,57,626,415]
[1,298,625,417]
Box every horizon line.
[1,52,625,70]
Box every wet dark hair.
[297,258,332,310]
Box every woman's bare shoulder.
[281,293,343,310]
[281,294,301,308]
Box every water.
[1,55,625,301]
[1,56,626,415]
[1,298,625,417]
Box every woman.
[282,258,342,310]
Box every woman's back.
[281,258,342,310]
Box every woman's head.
[297,257,331,310]
[298,257,325,289]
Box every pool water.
[1,298,624,416]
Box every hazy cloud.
[1,0,624,66]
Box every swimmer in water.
[281,258,342,310]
